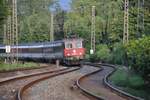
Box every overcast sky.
[59,0,71,11]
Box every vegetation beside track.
[87,36,150,84]
[0,62,38,71]
[109,67,150,100]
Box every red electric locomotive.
[64,38,85,65]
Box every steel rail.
[17,67,80,100]
[77,63,144,100]
[0,67,69,84]
[76,68,105,100]
[0,64,48,73]
[102,64,144,100]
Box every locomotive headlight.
[73,50,76,53]
[79,52,82,55]
[67,53,70,56]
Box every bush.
[110,67,145,88]
[111,43,126,65]
[125,36,150,80]
[128,76,145,89]
[110,68,128,87]
[89,53,99,62]
[95,44,112,63]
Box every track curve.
[18,65,99,100]
[0,67,67,84]
[0,66,68,100]
[103,64,143,100]
[77,63,144,100]
[17,67,80,100]
[77,64,125,100]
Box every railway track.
[0,66,69,100]
[0,64,56,83]
[77,63,143,100]
[17,65,98,100]
[0,63,144,100]
[17,67,80,100]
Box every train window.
[0,49,5,53]
[76,42,82,48]
[66,43,72,48]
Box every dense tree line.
[0,0,8,43]
[64,0,150,82]
[18,0,55,43]
[0,0,8,27]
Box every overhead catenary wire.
[137,0,145,38]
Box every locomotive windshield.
[66,43,73,48]
[76,41,82,48]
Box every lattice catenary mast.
[50,13,54,41]
[123,0,129,44]
[12,0,18,62]
[90,6,96,54]
[4,0,18,63]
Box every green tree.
[96,44,112,63]
[0,0,8,26]
[0,0,8,43]
[19,12,51,42]
[65,0,124,50]
[18,0,55,42]
[126,36,150,80]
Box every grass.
[0,62,39,71]
[109,67,150,100]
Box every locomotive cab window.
[66,43,73,48]
[76,41,82,48]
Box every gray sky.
[59,0,71,11]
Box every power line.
[137,0,145,38]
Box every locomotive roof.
[63,38,83,41]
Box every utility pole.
[3,0,18,63]
[3,0,10,63]
[12,0,18,63]
[90,6,96,54]
[142,0,145,31]
[5,7,12,63]
[123,0,129,44]
[7,15,12,45]
[50,13,54,41]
